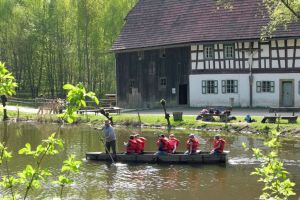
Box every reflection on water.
[0,122,299,200]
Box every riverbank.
[1,108,300,138]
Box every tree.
[0,61,17,120]
[261,0,300,37]
[217,0,300,37]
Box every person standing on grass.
[103,120,116,155]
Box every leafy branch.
[243,130,296,200]
[53,155,81,198]
[59,83,99,123]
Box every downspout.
[248,42,254,108]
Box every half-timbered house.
[112,0,300,108]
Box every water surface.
[0,122,299,200]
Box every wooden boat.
[85,151,229,164]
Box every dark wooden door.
[179,84,188,105]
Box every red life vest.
[213,139,225,153]
[168,138,180,153]
[126,139,138,153]
[136,137,146,153]
[186,138,199,151]
[156,137,169,152]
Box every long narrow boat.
[85,151,229,164]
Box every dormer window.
[204,45,214,60]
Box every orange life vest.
[126,139,138,153]
[168,138,180,153]
[213,139,225,153]
[136,137,146,153]
[186,138,199,151]
[156,137,169,152]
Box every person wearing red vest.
[211,135,225,155]
[125,135,138,154]
[168,134,180,154]
[185,134,199,155]
[154,134,169,156]
[134,134,147,154]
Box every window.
[160,48,166,58]
[222,80,238,93]
[202,80,218,94]
[224,44,235,59]
[129,79,135,88]
[138,51,144,61]
[159,77,167,88]
[204,45,214,59]
[149,61,156,75]
[256,81,275,93]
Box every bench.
[261,116,298,124]
[103,107,122,114]
[269,107,300,116]
[77,107,122,115]
[77,108,102,115]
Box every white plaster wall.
[253,73,300,107]
[189,73,300,107]
[189,74,250,107]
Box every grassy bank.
[1,109,300,137]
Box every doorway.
[280,80,294,107]
[179,84,188,105]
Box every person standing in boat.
[103,120,116,155]
[125,135,138,154]
[211,135,225,155]
[154,134,169,155]
[168,134,180,154]
[135,134,147,154]
[185,134,199,155]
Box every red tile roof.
[112,0,300,51]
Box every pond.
[0,122,300,200]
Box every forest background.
[0,0,137,98]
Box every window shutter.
[256,81,261,93]
[222,80,226,93]
[202,80,206,94]
[214,80,218,94]
[270,81,275,93]
[234,80,238,93]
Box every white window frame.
[202,80,218,94]
[224,44,235,59]
[222,80,238,93]
[256,81,275,93]
[204,45,214,60]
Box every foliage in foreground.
[216,0,300,38]
[0,62,17,96]
[0,133,82,199]
[60,83,99,123]
[243,130,296,200]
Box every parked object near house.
[112,0,300,108]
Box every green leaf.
[63,84,75,90]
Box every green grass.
[1,109,300,135]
